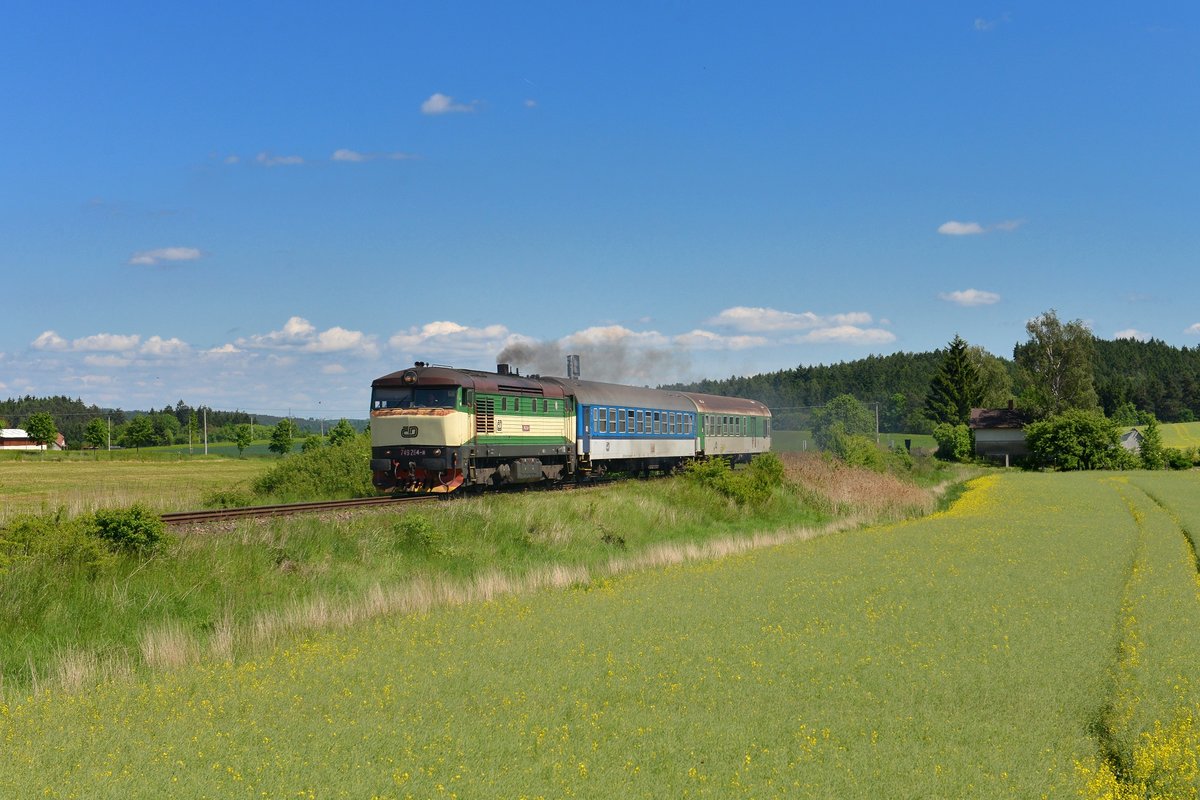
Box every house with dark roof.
[969,403,1028,464]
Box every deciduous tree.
[233,424,253,456]
[269,419,296,456]
[120,416,156,452]
[83,418,109,453]
[25,412,58,449]
[328,418,357,447]
[1015,310,1098,418]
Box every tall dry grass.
[779,451,936,521]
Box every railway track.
[161,495,433,527]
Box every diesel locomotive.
[369,362,771,493]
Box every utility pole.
[106,413,111,451]
[203,408,208,455]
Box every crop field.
[1156,421,1200,450]
[0,458,271,520]
[2,470,1198,798]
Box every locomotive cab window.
[371,387,458,410]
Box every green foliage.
[1015,309,1099,419]
[0,511,114,573]
[251,433,372,501]
[87,505,166,553]
[924,334,981,426]
[931,422,973,462]
[202,487,256,508]
[812,394,874,451]
[268,419,296,456]
[969,345,1014,408]
[328,419,357,447]
[683,452,786,507]
[83,417,109,451]
[233,424,253,456]
[301,434,324,453]
[1024,409,1127,470]
[393,514,447,553]
[24,411,58,447]
[1164,447,1194,470]
[120,415,157,451]
[1139,416,1166,470]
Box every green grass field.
[0,457,271,520]
[1153,420,1200,450]
[3,470,1198,797]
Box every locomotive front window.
[371,387,458,410]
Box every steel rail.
[161,494,432,527]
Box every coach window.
[634,410,642,433]
[618,409,626,433]
[598,408,607,433]
[608,408,616,432]
[671,413,677,434]
[651,412,659,434]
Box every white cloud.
[32,330,68,351]
[1185,323,1200,335]
[239,316,378,357]
[332,148,417,163]
[204,343,242,355]
[129,247,202,266]
[389,320,517,355]
[673,329,769,350]
[224,155,240,165]
[524,99,538,109]
[939,288,1001,307]
[796,326,897,345]
[83,354,132,368]
[141,336,190,356]
[322,364,347,375]
[938,219,1024,236]
[975,13,1011,31]
[938,220,986,236]
[710,306,873,333]
[1114,329,1151,341]
[421,93,474,115]
[561,325,669,349]
[72,333,141,352]
[256,152,304,167]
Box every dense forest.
[668,337,1200,431]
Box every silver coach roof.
[679,392,771,416]
[542,378,696,412]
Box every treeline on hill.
[667,338,1200,430]
[0,397,355,450]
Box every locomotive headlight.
[402,370,417,385]
[433,448,442,456]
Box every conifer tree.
[924,335,981,426]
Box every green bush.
[251,434,373,501]
[86,504,166,554]
[1024,409,1129,471]
[1164,447,1194,470]
[202,487,257,508]
[683,452,785,507]
[394,514,447,553]
[0,511,115,572]
[931,422,973,462]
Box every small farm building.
[0,428,66,451]
[969,404,1028,464]
[1120,428,1144,452]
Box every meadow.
[2,469,1198,797]
[772,429,937,453]
[0,456,271,520]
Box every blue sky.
[2,2,1197,419]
